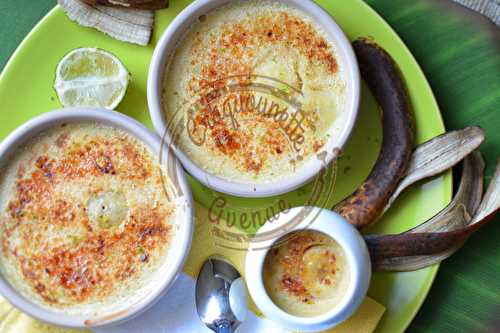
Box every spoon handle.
[215,320,232,333]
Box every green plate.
[0,1,452,332]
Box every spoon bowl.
[196,257,247,332]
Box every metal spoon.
[195,256,247,333]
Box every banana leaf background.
[0,0,499,332]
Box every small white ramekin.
[245,207,371,332]
[0,108,193,328]
[148,0,360,198]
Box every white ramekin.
[245,207,371,332]
[0,108,193,328]
[148,0,360,198]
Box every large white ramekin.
[0,108,193,328]
[148,0,360,198]
[245,207,371,332]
